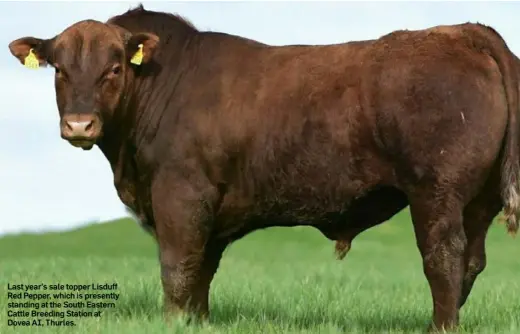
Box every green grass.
[0,208,518,333]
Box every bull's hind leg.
[459,191,502,310]
[189,239,228,318]
[408,191,467,332]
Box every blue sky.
[1,1,520,235]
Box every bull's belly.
[214,181,383,239]
[214,148,399,237]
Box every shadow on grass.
[104,289,516,333]
[211,301,429,332]
[112,288,429,332]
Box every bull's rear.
[352,25,520,330]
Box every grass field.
[0,208,518,333]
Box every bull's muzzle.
[60,114,101,150]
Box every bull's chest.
[113,157,155,236]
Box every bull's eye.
[54,67,60,74]
[111,65,121,75]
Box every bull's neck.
[96,35,198,179]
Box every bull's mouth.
[67,139,95,150]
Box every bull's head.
[8,20,159,150]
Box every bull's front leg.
[151,169,226,320]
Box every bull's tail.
[500,96,520,236]
[471,24,520,235]
[493,34,520,236]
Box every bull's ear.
[8,37,53,69]
[126,33,159,66]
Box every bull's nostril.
[85,121,94,132]
[65,121,74,132]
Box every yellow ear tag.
[130,44,144,65]
[24,49,40,69]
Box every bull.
[8,5,519,331]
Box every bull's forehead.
[53,20,123,74]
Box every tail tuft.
[500,183,520,236]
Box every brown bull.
[8,5,520,332]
